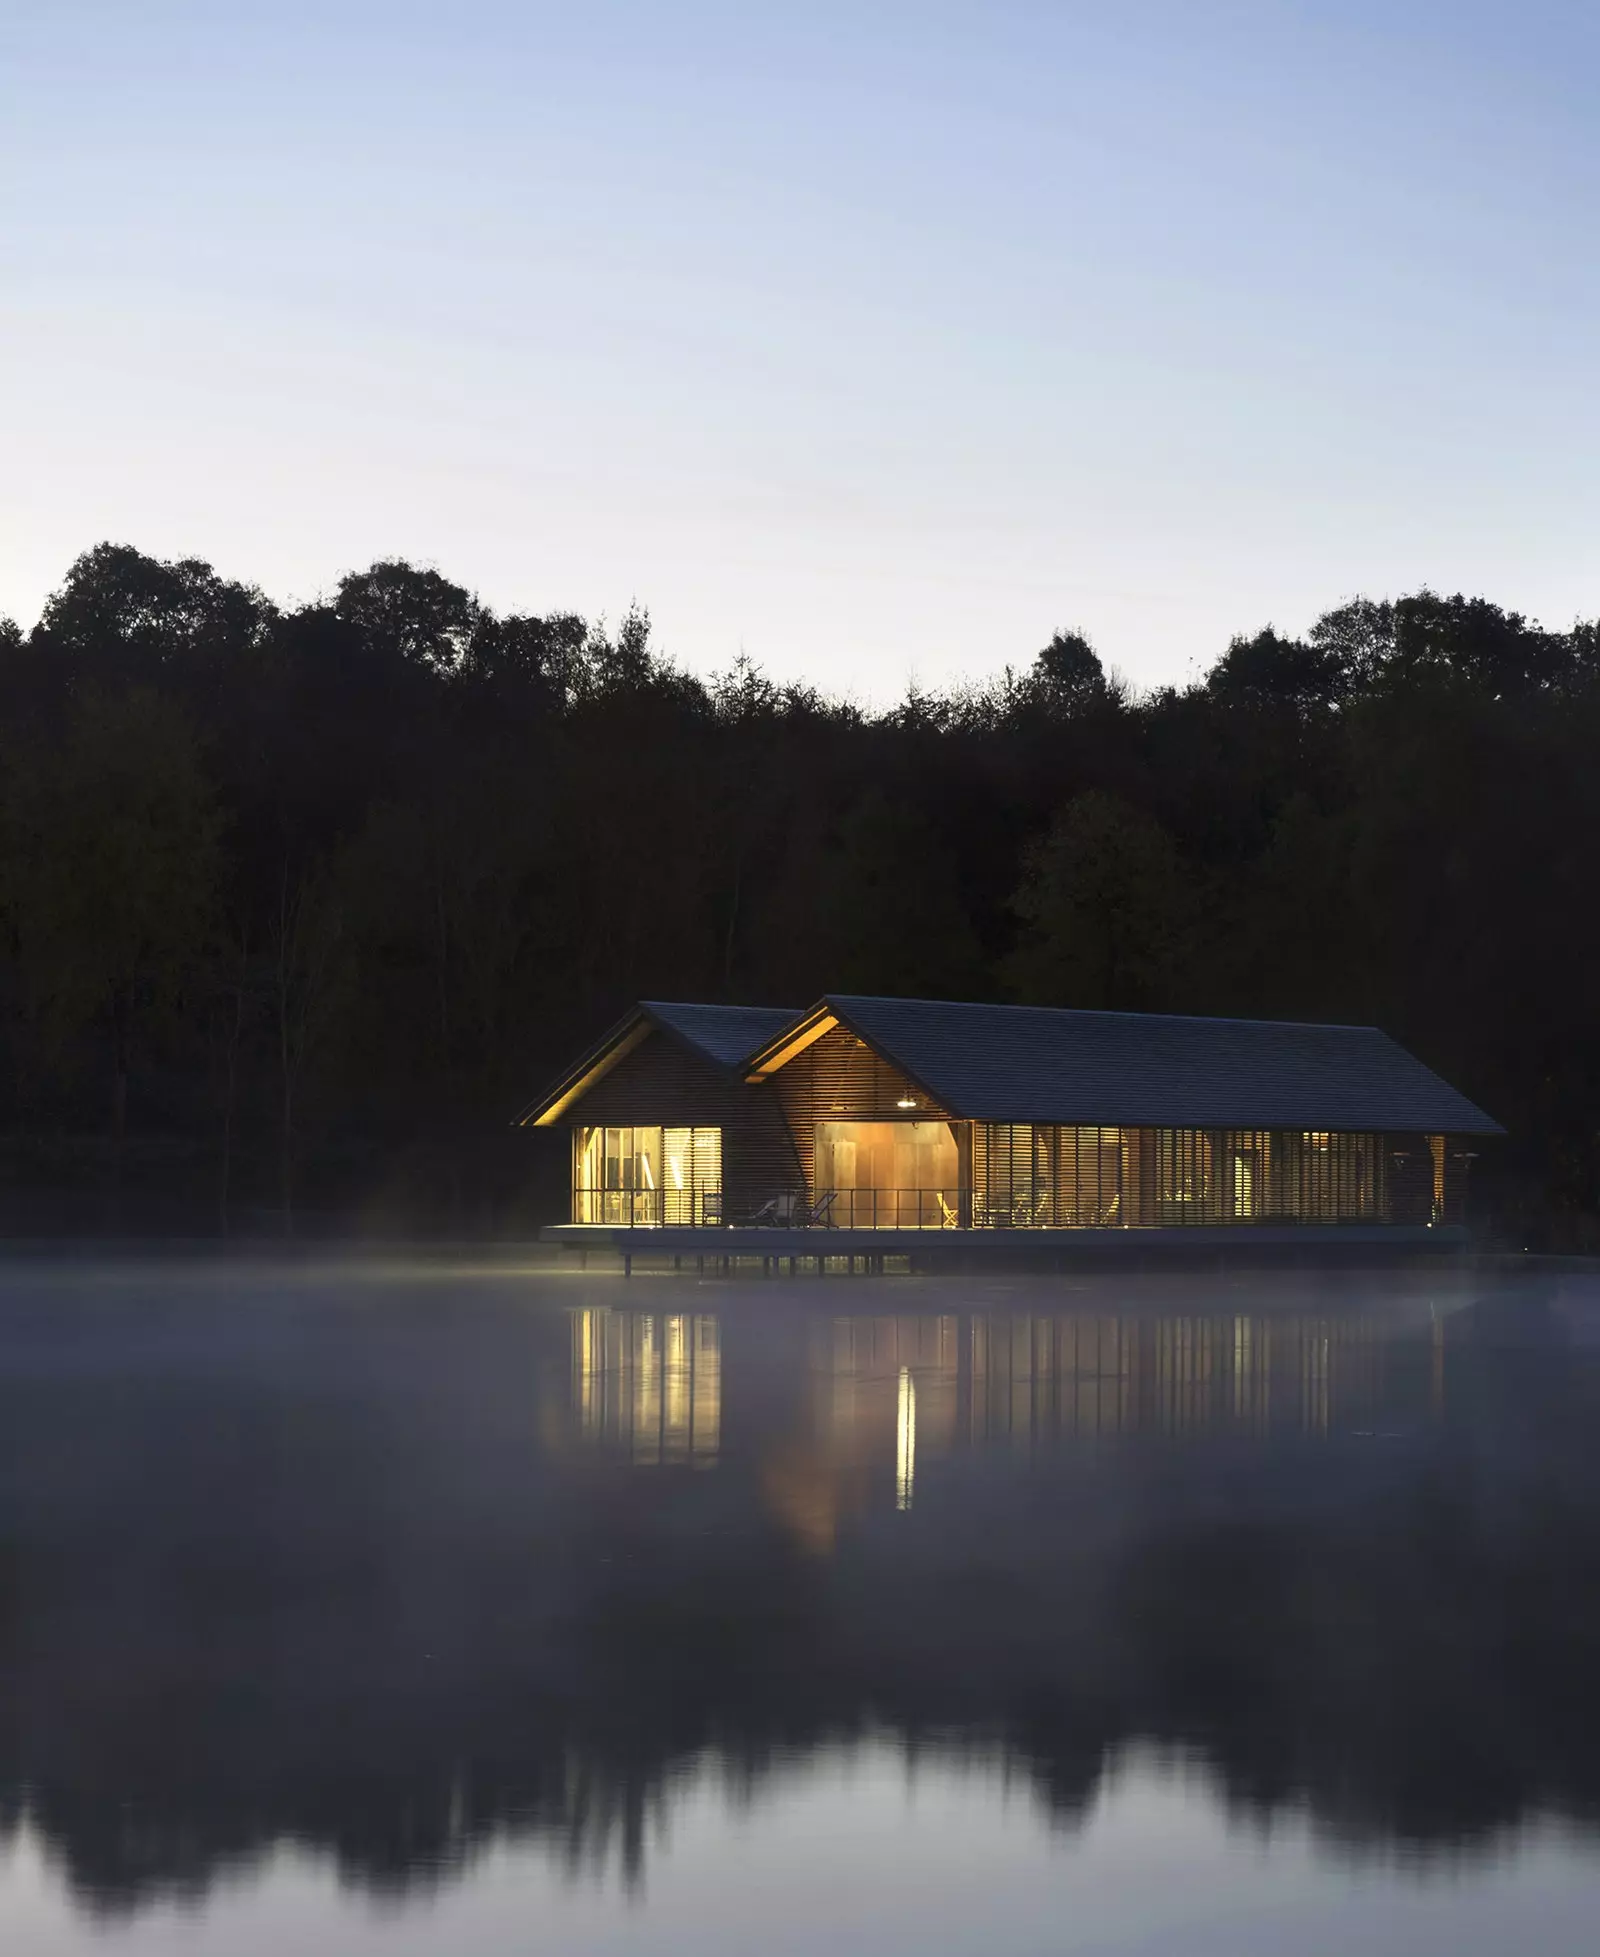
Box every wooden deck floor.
[540,1222,1466,1271]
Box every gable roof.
[519,1000,799,1126]
[746,995,1503,1135]
[640,1001,801,1068]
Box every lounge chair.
[746,1190,802,1226]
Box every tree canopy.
[0,543,1596,1241]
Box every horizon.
[3,536,1586,712]
[5,1,1597,703]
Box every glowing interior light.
[896,1097,917,1109]
[641,1156,655,1191]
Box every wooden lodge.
[521,995,1501,1255]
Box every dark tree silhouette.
[0,543,1596,1240]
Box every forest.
[0,542,1595,1242]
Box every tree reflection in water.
[0,1264,1596,1918]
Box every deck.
[540,1222,1468,1272]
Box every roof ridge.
[826,994,1382,1035]
[641,998,799,1012]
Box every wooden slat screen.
[773,1024,950,1191]
[971,1125,1398,1227]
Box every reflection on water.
[1,1263,1600,1952]
[574,1308,721,1465]
[896,1363,915,1510]
[570,1300,1445,1527]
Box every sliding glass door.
[573,1127,722,1225]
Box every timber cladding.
[771,1024,953,1191]
[567,1026,800,1219]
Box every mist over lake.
[0,1258,1598,1953]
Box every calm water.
[1,1258,1599,1954]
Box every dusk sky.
[4,0,1597,699]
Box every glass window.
[814,1121,959,1228]
[574,1127,721,1225]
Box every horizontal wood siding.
[772,1024,953,1190]
[566,1029,800,1221]
[1385,1134,1436,1226]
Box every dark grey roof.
[644,1001,801,1069]
[824,995,1502,1134]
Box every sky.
[2,0,1597,701]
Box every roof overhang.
[743,1003,838,1081]
[517,1010,653,1128]
[743,996,955,1114]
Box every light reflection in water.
[571,1302,1448,1505]
[895,1366,915,1510]
[573,1308,721,1465]
[1,1268,1597,1948]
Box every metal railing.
[972,1191,1125,1229]
[572,1180,1397,1232]
[820,1188,1127,1229]
[821,1188,964,1229]
[572,1188,722,1227]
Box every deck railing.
[572,1188,722,1227]
[822,1188,964,1229]
[819,1189,1124,1228]
[571,1180,1402,1230]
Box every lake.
[1,1256,1598,1954]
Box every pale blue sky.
[3,1,1596,697]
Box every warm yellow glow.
[663,1314,689,1459]
[573,1126,720,1224]
[744,1010,838,1080]
[528,1019,651,1126]
[815,1119,959,1228]
[571,1308,721,1465]
[895,1365,916,1511]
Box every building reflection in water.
[572,1300,1446,1514]
[573,1308,721,1466]
[896,1366,915,1510]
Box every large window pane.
[814,1120,959,1227]
[574,1126,721,1225]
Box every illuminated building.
[523,996,1499,1244]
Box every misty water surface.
[1,1258,1599,1954]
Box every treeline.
[0,543,1596,1239]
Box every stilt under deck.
[540,1222,1467,1276]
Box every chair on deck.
[803,1189,837,1228]
[747,1190,802,1226]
